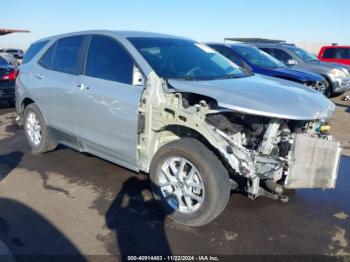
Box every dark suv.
[207,43,327,94]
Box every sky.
[1,0,350,50]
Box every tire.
[24,103,57,154]
[324,79,332,98]
[150,138,230,227]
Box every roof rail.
[224,38,286,44]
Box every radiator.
[285,134,341,189]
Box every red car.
[318,45,350,65]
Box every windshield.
[287,46,318,62]
[233,46,285,68]
[128,37,247,80]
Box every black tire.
[324,79,332,98]
[24,104,57,154]
[150,138,230,227]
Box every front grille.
[285,134,341,189]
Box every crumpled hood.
[168,74,335,120]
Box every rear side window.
[22,40,49,64]
[85,35,133,84]
[52,36,84,74]
[40,36,84,75]
[326,48,350,59]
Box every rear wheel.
[24,104,57,154]
[150,138,230,227]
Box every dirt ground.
[0,92,349,260]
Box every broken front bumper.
[285,134,341,189]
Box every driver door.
[74,35,144,170]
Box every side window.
[272,49,292,63]
[323,48,336,59]
[51,36,84,74]
[260,48,273,55]
[22,40,49,64]
[40,42,56,69]
[336,48,350,59]
[85,35,133,84]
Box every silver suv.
[16,31,341,226]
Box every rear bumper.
[0,81,15,101]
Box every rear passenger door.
[31,35,84,143]
[74,35,144,170]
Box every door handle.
[77,84,90,91]
[35,73,44,80]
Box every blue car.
[207,43,328,94]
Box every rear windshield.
[22,40,49,64]
[0,57,8,66]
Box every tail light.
[1,69,18,80]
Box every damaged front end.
[138,73,340,203]
[206,112,341,201]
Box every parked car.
[227,39,350,97]
[207,43,328,94]
[4,49,24,59]
[16,31,340,226]
[318,45,350,66]
[0,53,20,68]
[0,56,17,107]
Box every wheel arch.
[144,124,232,175]
[21,97,35,116]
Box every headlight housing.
[329,69,347,78]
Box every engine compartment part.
[285,134,341,189]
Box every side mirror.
[286,59,298,66]
[132,65,145,86]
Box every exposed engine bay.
[205,110,341,201]
[138,75,341,203]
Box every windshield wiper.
[183,76,198,81]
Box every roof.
[320,45,350,48]
[0,29,30,36]
[206,42,256,48]
[224,38,286,44]
[35,30,188,43]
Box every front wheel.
[150,138,230,227]
[323,79,332,97]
